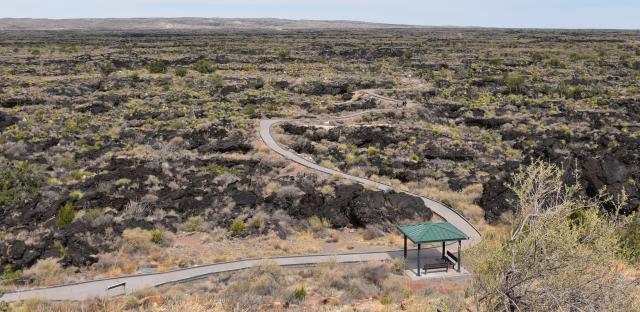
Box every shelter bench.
[423,258,454,273]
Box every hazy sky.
[1,0,639,29]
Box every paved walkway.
[2,251,396,302]
[260,90,481,246]
[1,90,481,303]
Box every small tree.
[467,161,639,311]
[56,202,75,228]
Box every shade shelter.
[397,222,469,276]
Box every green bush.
[191,59,215,74]
[56,202,75,228]
[174,67,187,77]
[69,190,84,201]
[619,214,640,264]
[150,229,163,245]
[0,159,43,207]
[146,60,167,74]
[230,219,246,236]
[293,285,307,301]
[505,75,526,93]
[210,73,224,88]
[277,49,291,59]
[2,264,22,284]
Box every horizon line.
[0,17,638,31]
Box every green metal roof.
[397,222,469,244]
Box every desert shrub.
[185,216,206,232]
[391,258,406,274]
[55,202,75,228]
[380,296,393,305]
[191,59,215,74]
[467,161,639,311]
[547,57,566,68]
[403,51,413,59]
[146,60,167,74]
[344,277,379,301]
[505,75,526,93]
[114,178,131,186]
[2,264,22,284]
[243,104,257,117]
[359,261,390,285]
[98,61,116,76]
[319,184,334,195]
[174,67,187,77]
[29,47,41,55]
[277,49,291,59]
[208,73,225,92]
[619,213,640,264]
[0,158,43,207]
[150,229,163,245]
[229,219,247,236]
[362,225,384,240]
[69,190,84,201]
[123,200,149,218]
[326,230,340,243]
[308,216,331,232]
[23,258,64,285]
[121,228,155,254]
[367,146,380,155]
[292,285,307,302]
[223,261,287,310]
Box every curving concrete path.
[260,90,481,245]
[1,90,480,303]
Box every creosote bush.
[229,219,246,236]
[146,60,167,74]
[0,158,43,207]
[191,59,215,74]
[55,202,75,228]
[174,67,187,77]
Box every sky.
[1,0,639,29]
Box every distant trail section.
[260,89,481,245]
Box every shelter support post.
[403,235,407,259]
[417,243,421,276]
[457,240,461,272]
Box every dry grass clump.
[362,224,385,240]
[22,258,67,286]
[221,260,297,310]
[121,228,157,254]
[183,216,207,232]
